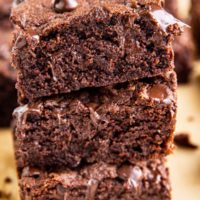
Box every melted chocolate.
[148,84,170,103]
[15,35,27,50]
[86,179,99,200]
[13,0,24,7]
[150,8,189,32]
[118,165,143,190]
[52,0,78,13]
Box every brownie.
[11,0,184,103]
[13,72,176,170]
[19,159,171,200]
[191,0,200,56]
[0,28,17,127]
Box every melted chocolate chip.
[32,171,41,179]
[13,0,24,7]
[15,35,27,50]
[118,165,133,180]
[52,0,78,13]
[174,133,198,150]
[128,166,143,189]
[118,165,143,190]
[148,84,169,102]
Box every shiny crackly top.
[10,0,184,36]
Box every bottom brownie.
[19,159,171,200]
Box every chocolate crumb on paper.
[4,177,12,184]
[174,133,198,150]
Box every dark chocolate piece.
[11,0,183,103]
[174,133,198,149]
[19,160,171,200]
[13,72,176,170]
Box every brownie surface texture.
[13,72,176,170]
[19,159,171,200]
[11,0,183,103]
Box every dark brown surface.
[0,28,17,127]
[11,0,182,103]
[191,0,200,56]
[13,72,176,170]
[19,159,171,200]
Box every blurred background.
[0,0,200,199]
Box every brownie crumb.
[174,133,198,150]
[4,177,12,184]
[0,190,11,199]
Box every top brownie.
[11,0,183,103]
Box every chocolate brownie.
[19,159,171,200]
[13,72,176,170]
[11,0,184,103]
[0,29,17,127]
[191,0,200,55]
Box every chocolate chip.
[15,35,27,50]
[148,84,169,101]
[52,0,78,13]
[32,172,40,179]
[117,165,132,180]
[174,133,198,150]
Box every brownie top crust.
[11,0,184,36]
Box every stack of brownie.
[11,0,184,199]
[0,0,17,127]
